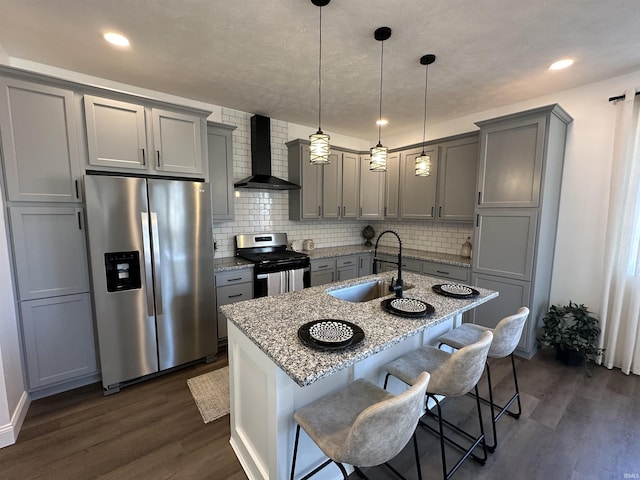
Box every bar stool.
[290,372,430,480]
[436,307,529,451]
[383,331,493,480]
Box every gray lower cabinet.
[208,122,236,221]
[336,256,358,282]
[215,269,253,340]
[0,77,83,203]
[310,258,336,287]
[469,274,531,350]
[471,104,572,358]
[21,293,97,389]
[422,261,470,283]
[358,253,372,276]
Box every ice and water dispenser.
[105,251,142,292]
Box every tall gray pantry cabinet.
[470,104,572,358]
[0,76,98,394]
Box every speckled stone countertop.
[213,256,253,272]
[221,271,497,387]
[305,244,471,268]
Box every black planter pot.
[556,346,584,367]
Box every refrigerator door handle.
[141,212,155,317]
[150,212,163,315]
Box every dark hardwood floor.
[1,348,639,480]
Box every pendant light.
[370,27,391,172]
[415,54,436,176]
[309,0,331,165]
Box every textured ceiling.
[1,0,639,141]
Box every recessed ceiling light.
[376,119,388,126]
[104,32,130,47]
[549,58,574,70]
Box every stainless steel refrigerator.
[85,175,217,394]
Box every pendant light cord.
[317,6,323,131]
[421,62,429,150]
[377,39,384,144]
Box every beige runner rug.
[187,366,230,424]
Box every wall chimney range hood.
[234,115,301,190]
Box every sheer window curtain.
[599,88,640,375]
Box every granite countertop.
[306,244,471,268]
[221,271,497,387]
[213,245,471,273]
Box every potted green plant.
[537,302,604,367]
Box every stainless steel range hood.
[234,115,301,190]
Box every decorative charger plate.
[432,283,480,298]
[381,298,435,318]
[298,319,365,350]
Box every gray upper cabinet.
[288,140,322,220]
[322,151,342,219]
[359,154,385,220]
[476,116,545,208]
[151,108,204,175]
[9,206,90,300]
[341,152,359,219]
[84,95,147,170]
[436,135,478,222]
[471,104,573,358]
[322,149,359,219]
[399,146,439,219]
[383,152,400,218]
[208,122,236,221]
[0,78,82,203]
[84,95,206,177]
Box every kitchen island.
[221,271,498,480]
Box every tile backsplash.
[212,108,473,259]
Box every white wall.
[0,193,28,448]
[386,69,640,314]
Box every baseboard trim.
[0,390,30,449]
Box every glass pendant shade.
[309,130,331,164]
[415,151,432,176]
[370,143,388,172]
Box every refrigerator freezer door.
[147,179,217,370]
[85,175,159,389]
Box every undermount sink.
[327,279,414,303]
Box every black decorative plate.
[432,283,480,298]
[381,298,435,318]
[298,320,365,350]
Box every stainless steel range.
[235,233,310,297]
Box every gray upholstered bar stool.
[383,331,493,480]
[436,307,529,451]
[290,372,430,480]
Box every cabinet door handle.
[141,148,146,166]
[338,206,341,216]
[478,191,482,205]
[318,206,321,216]
[360,207,363,216]
[384,206,387,216]
[431,206,434,217]
[438,206,442,217]
[436,270,450,275]
[156,150,161,167]
[227,277,242,282]
[318,264,328,269]
[343,206,346,216]
[228,293,244,299]
[77,211,82,230]
[476,214,480,227]
[343,261,353,265]
[75,180,80,199]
